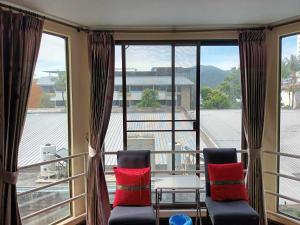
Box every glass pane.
[105,45,124,153]
[175,121,194,130]
[126,45,172,120]
[127,132,171,171]
[22,205,70,225]
[200,46,241,149]
[18,182,71,218]
[279,34,300,219]
[175,46,196,120]
[17,33,71,224]
[127,121,172,131]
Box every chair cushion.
[208,162,248,201]
[205,197,259,225]
[113,167,151,207]
[109,206,156,225]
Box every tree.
[282,55,300,108]
[217,67,241,108]
[40,93,55,108]
[201,87,231,109]
[137,88,160,107]
[54,71,67,107]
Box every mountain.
[200,65,229,88]
[178,65,230,88]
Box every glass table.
[154,175,204,225]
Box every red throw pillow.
[113,167,151,207]
[207,162,248,201]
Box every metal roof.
[115,76,194,86]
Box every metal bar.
[127,119,195,122]
[122,44,128,149]
[105,169,247,174]
[264,171,300,182]
[21,193,86,221]
[103,150,247,155]
[196,43,201,176]
[19,153,88,170]
[105,170,205,175]
[18,173,86,196]
[126,129,196,132]
[265,190,300,204]
[263,151,300,159]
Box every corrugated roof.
[115,76,194,86]
[18,113,68,167]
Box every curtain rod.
[3,2,293,33]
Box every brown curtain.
[0,9,44,225]
[239,30,267,225]
[86,32,114,225]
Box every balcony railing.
[16,149,300,223]
[17,152,88,223]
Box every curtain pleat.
[0,8,44,225]
[86,32,114,225]
[239,30,267,225]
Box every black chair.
[108,150,156,225]
[203,148,259,225]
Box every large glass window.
[279,34,300,220]
[17,33,71,225]
[200,46,241,150]
[105,41,241,204]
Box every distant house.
[37,76,56,93]
[28,79,43,108]
[113,67,195,110]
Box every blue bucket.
[169,214,193,225]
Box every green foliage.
[40,93,55,108]
[137,88,160,107]
[217,67,241,108]
[201,67,240,109]
[201,87,231,109]
[281,55,300,108]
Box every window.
[105,41,241,204]
[17,33,71,224]
[200,45,241,150]
[279,33,300,220]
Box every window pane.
[126,45,172,120]
[17,33,71,224]
[279,34,300,219]
[175,46,196,119]
[200,46,241,149]
[105,45,123,153]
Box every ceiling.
[2,0,300,29]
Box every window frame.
[277,32,300,221]
[112,40,242,199]
[19,31,73,224]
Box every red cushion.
[207,162,248,201]
[113,167,151,207]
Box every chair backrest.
[117,150,151,168]
[117,150,152,203]
[203,148,237,196]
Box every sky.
[34,33,299,77]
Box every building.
[113,67,195,110]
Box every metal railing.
[17,152,88,221]
[263,150,300,219]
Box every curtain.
[86,32,115,225]
[0,9,44,225]
[239,30,267,225]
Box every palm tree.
[282,55,300,108]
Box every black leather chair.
[108,150,156,225]
[203,148,259,225]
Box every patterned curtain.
[0,8,44,225]
[239,30,267,225]
[86,32,115,225]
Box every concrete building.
[113,67,195,110]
